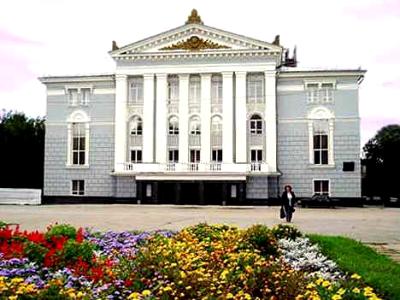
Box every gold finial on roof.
[185,9,203,25]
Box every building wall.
[276,76,361,198]
[44,80,117,198]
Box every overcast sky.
[1,0,399,147]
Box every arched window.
[130,116,143,135]
[249,114,263,134]
[168,116,179,135]
[67,110,90,166]
[211,115,222,134]
[189,116,201,135]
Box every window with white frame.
[129,77,143,104]
[130,116,143,135]
[211,115,222,134]
[212,149,223,162]
[314,180,329,195]
[306,82,335,103]
[247,73,264,103]
[313,132,329,165]
[168,116,179,135]
[130,149,142,163]
[72,123,86,165]
[189,75,201,104]
[80,88,91,105]
[167,76,179,104]
[68,89,79,106]
[250,114,263,134]
[189,116,201,135]
[190,149,200,163]
[211,74,222,104]
[168,149,179,162]
[72,180,85,196]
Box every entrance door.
[189,149,200,171]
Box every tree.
[363,124,400,199]
[0,110,45,189]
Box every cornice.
[39,74,115,84]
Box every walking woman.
[281,185,296,222]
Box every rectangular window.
[80,88,90,105]
[250,118,263,134]
[72,123,86,165]
[212,149,223,162]
[313,134,329,165]
[189,75,201,104]
[190,149,200,163]
[247,74,264,103]
[167,76,179,104]
[211,75,223,104]
[146,184,152,197]
[231,185,237,198]
[72,180,84,195]
[130,149,142,163]
[129,77,143,104]
[68,89,79,106]
[306,82,334,103]
[250,149,263,162]
[314,180,329,195]
[168,149,179,162]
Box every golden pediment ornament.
[185,9,203,25]
[160,36,230,51]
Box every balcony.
[116,162,270,174]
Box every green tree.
[0,110,45,188]
[363,124,400,200]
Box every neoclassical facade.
[40,10,365,204]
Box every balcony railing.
[118,162,269,173]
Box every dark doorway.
[204,182,224,205]
[180,182,200,204]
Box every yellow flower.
[142,289,151,296]
[331,295,342,300]
[8,296,18,300]
[226,293,234,299]
[337,288,346,295]
[352,287,360,294]
[244,293,252,300]
[306,283,316,289]
[351,273,361,280]
[179,271,186,278]
[322,280,331,287]
[315,278,324,285]
[127,292,140,299]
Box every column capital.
[235,71,247,77]
[221,71,234,78]
[200,73,212,79]
[143,73,154,79]
[115,74,128,80]
[155,73,168,79]
[264,70,277,77]
[178,74,190,80]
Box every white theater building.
[41,9,364,204]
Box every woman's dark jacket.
[281,191,296,207]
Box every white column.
[235,71,247,163]
[264,71,277,172]
[328,119,334,165]
[143,74,155,163]
[222,71,234,163]
[114,74,128,171]
[178,74,189,164]
[200,73,211,163]
[155,73,168,164]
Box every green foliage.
[45,224,77,241]
[363,124,400,199]
[271,224,302,240]
[0,110,45,189]
[23,241,48,264]
[309,234,400,300]
[0,220,8,229]
[185,223,235,242]
[62,240,94,264]
[242,224,278,256]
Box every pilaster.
[222,71,234,163]
[264,71,277,172]
[178,74,189,164]
[200,73,212,163]
[235,71,247,163]
[114,74,128,171]
[155,73,168,164]
[143,74,155,162]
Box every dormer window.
[67,87,91,106]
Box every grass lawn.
[309,235,400,300]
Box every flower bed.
[0,223,383,299]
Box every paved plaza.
[0,205,399,244]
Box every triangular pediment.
[110,10,282,59]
